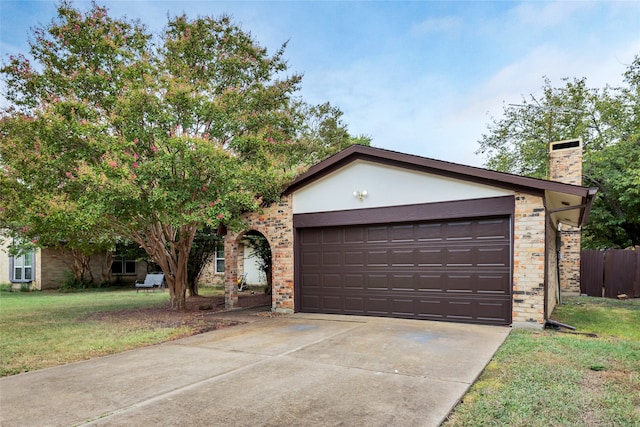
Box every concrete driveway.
[0,308,509,427]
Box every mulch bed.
[88,292,271,335]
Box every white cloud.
[510,1,587,28]
[410,16,463,36]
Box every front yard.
[1,289,638,425]
[444,297,640,426]
[0,287,269,377]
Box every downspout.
[556,223,562,306]
[543,204,550,322]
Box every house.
[198,240,266,287]
[0,239,147,290]
[223,141,596,328]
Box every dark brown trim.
[284,145,593,199]
[293,196,515,228]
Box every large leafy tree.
[1,1,367,308]
[477,55,640,249]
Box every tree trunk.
[265,264,272,295]
[68,249,92,284]
[131,221,197,310]
[187,276,199,297]
[100,251,113,285]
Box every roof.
[284,144,598,227]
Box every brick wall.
[39,248,144,289]
[513,192,546,326]
[224,194,294,312]
[549,140,583,293]
[198,262,224,287]
[558,226,581,293]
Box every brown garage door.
[298,217,512,325]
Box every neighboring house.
[199,241,265,286]
[0,239,147,290]
[224,142,596,328]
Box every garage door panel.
[367,275,389,290]
[302,252,320,267]
[418,249,444,266]
[301,274,320,288]
[344,227,364,243]
[344,274,364,289]
[477,274,510,294]
[418,274,444,292]
[478,247,509,266]
[298,216,512,325]
[322,229,342,244]
[367,251,388,266]
[302,295,320,310]
[366,297,389,314]
[390,274,414,291]
[445,275,474,293]
[391,298,414,316]
[477,218,510,239]
[322,273,342,288]
[344,297,364,313]
[446,248,473,266]
[301,229,322,245]
[445,221,474,240]
[416,299,446,319]
[390,225,415,242]
[344,251,365,266]
[322,252,341,266]
[417,223,444,242]
[322,296,342,311]
[367,227,389,242]
[391,249,415,266]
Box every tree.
[477,55,640,249]
[1,2,367,308]
[186,226,221,297]
[0,113,116,283]
[243,231,273,293]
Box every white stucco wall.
[243,245,265,285]
[293,160,513,214]
[0,238,10,284]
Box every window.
[11,251,34,283]
[215,243,225,273]
[111,256,137,275]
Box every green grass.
[444,296,640,427]
[0,288,222,377]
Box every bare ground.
[88,292,272,335]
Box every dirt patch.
[88,292,271,335]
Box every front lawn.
[444,296,640,426]
[0,287,267,377]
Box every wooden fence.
[580,248,640,298]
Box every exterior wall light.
[353,190,368,201]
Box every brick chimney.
[548,139,582,293]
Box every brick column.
[513,193,546,326]
[549,139,583,293]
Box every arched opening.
[223,197,294,313]
[238,230,272,295]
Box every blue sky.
[1,1,639,166]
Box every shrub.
[58,272,93,292]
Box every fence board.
[581,249,639,298]
[580,250,604,297]
[635,254,640,298]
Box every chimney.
[548,138,582,293]
[549,139,582,185]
